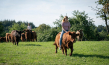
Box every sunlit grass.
[0,41,109,65]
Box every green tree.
[91,0,109,34]
[37,28,59,42]
[94,28,100,40]
[70,10,95,40]
[17,21,36,29]
[99,30,108,40]
[0,22,4,37]
[0,20,16,33]
[9,23,27,32]
[97,25,107,32]
[35,24,51,33]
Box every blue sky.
[0,0,105,27]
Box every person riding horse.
[27,23,33,39]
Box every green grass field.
[0,41,109,65]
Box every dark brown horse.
[11,30,24,46]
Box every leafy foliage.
[69,10,95,40]
[0,20,16,34]
[0,22,4,37]
[36,24,59,42]
[35,24,51,33]
[9,23,27,32]
[91,0,109,34]
[105,34,109,40]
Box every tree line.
[0,20,36,36]
[0,10,109,41]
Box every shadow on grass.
[73,53,109,59]
[24,44,41,46]
[0,41,5,43]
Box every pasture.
[0,41,109,65]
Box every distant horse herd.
[0,29,37,44]
[0,29,83,56]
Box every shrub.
[37,28,59,42]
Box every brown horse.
[11,30,24,46]
[24,29,32,41]
[76,30,83,41]
[53,31,79,56]
[6,33,11,42]
[21,33,25,42]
